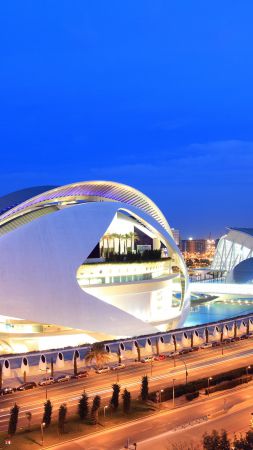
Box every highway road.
[51,382,253,450]
[0,337,253,433]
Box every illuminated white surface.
[190,282,253,296]
[0,181,190,349]
[212,228,253,274]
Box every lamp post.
[182,359,188,384]
[41,422,45,446]
[207,377,212,396]
[172,378,176,408]
[103,405,108,417]
[246,365,251,381]
[159,389,164,404]
[40,366,49,400]
[150,358,153,377]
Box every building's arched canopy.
[212,227,253,280]
[0,181,172,236]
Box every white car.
[55,375,71,383]
[200,342,213,349]
[141,356,154,363]
[110,363,126,371]
[95,366,110,374]
[38,377,55,386]
[168,351,180,357]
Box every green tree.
[110,384,120,411]
[8,403,19,436]
[141,375,149,401]
[78,391,89,421]
[203,430,231,450]
[85,343,111,368]
[43,400,52,427]
[128,231,139,252]
[122,389,131,414]
[233,430,253,449]
[91,395,101,424]
[58,403,67,434]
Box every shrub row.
[148,365,253,402]
[185,391,199,401]
[205,376,252,395]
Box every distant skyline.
[0,1,253,237]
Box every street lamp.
[246,365,251,380]
[40,422,45,446]
[103,405,108,417]
[207,377,212,397]
[40,366,49,400]
[159,389,164,403]
[172,378,176,408]
[182,359,188,384]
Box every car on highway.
[200,342,213,349]
[95,366,110,374]
[179,348,191,355]
[168,351,180,357]
[247,333,253,339]
[38,377,55,386]
[71,371,89,379]
[110,363,126,370]
[190,346,200,352]
[17,382,37,391]
[0,386,15,396]
[231,336,240,342]
[154,354,166,361]
[212,341,221,347]
[55,375,71,383]
[140,356,154,363]
[240,334,249,340]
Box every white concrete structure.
[212,228,253,276]
[0,181,189,353]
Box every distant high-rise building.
[180,238,207,254]
[171,228,180,246]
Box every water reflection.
[184,295,253,327]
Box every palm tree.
[128,231,139,253]
[111,233,119,254]
[124,233,131,253]
[102,234,111,257]
[85,343,111,368]
[117,234,124,255]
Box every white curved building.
[211,227,253,280]
[0,181,190,353]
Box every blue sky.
[0,1,253,237]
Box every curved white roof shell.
[0,181,172,236]
[0,181,189,348]
[211,227,253,275]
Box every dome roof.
[227,257,253,284]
